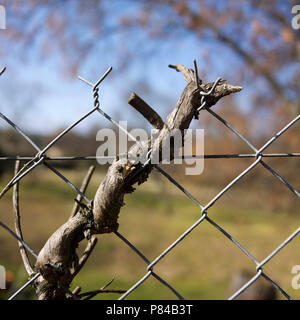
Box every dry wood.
[69,165,95,218]
[33,63,242,299]
[128,92,165,130]
[13,160,35,276]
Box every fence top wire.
[1,153,300,162]
[0,62,299,300]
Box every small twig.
[193,59,202,89]
[0,66,6,76]
[13,161,35,276]
[82,289,127,300]
[64,286,80,300]
[103,276,115,289]
[168,64,195,83]
[72,236,98,277]
[78,277,125,300]
[193,59,201,119]
[72,286,81,295]
[78,276,115,299]
[128,92,164,130]
[168,64,178,70]
[69,165,95,219]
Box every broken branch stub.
[128,92,164,130]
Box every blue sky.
[0,1,270,136]
[0,39,244,135]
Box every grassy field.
[0,165,299,300]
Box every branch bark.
[34,63,242,299]
[128,92,164,130]
[69,165,95,219]
[13,160,35,276]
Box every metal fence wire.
[0,64,299,300]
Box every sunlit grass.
[0,167,299,300]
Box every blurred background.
[0,0,299,299]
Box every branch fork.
[30,62,242,299]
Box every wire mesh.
[0,64,299,300]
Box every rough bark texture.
[34,64,242,299]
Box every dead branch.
[72,286,81,295]
[78,277,125,300]
[13,160,34,276]
[0,66,6,76]
[34,63,242,299]
[69,165,95,218]
[81,289,127,300]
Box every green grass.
[0,167,299,300]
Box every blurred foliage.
[0,0,299,114]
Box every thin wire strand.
[0,153,299,162]
[229,270,262,300]
[261,272,292,300]
[0,112,41,152]
[8,273,41,300]
[0,221,38,258]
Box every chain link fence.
[0,64,299,300]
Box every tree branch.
[13,160,35,276]
[168,64,195,83]
[69,165,95,219]
[81,288,127,300]
[0,66,6,76]
[34,63,242,299]
[78,277,126,300]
